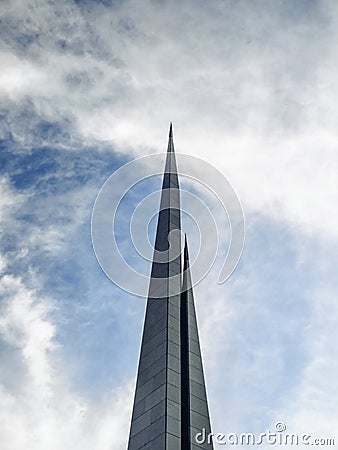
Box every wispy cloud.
[0,273,133,450]
[195,215,338,443]
[2,0,338,236]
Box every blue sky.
[1,0,338,449]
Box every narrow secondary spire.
[184,234,188,268]
[169,122,173,137]
[181,235,214,449]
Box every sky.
[1,0,338,449]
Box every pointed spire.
[127,127,213,450]
[163,122,178,189]
[167,122,174,153]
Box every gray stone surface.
[127,125,213,449]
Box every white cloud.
[0,156,140,449]
[0,275,55,395]
[0,176,25,219]
[193,230,338,444]
[281,283,338,441]
[0,52,47,98]
[0,274,133,450]
[2,0,338,239]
